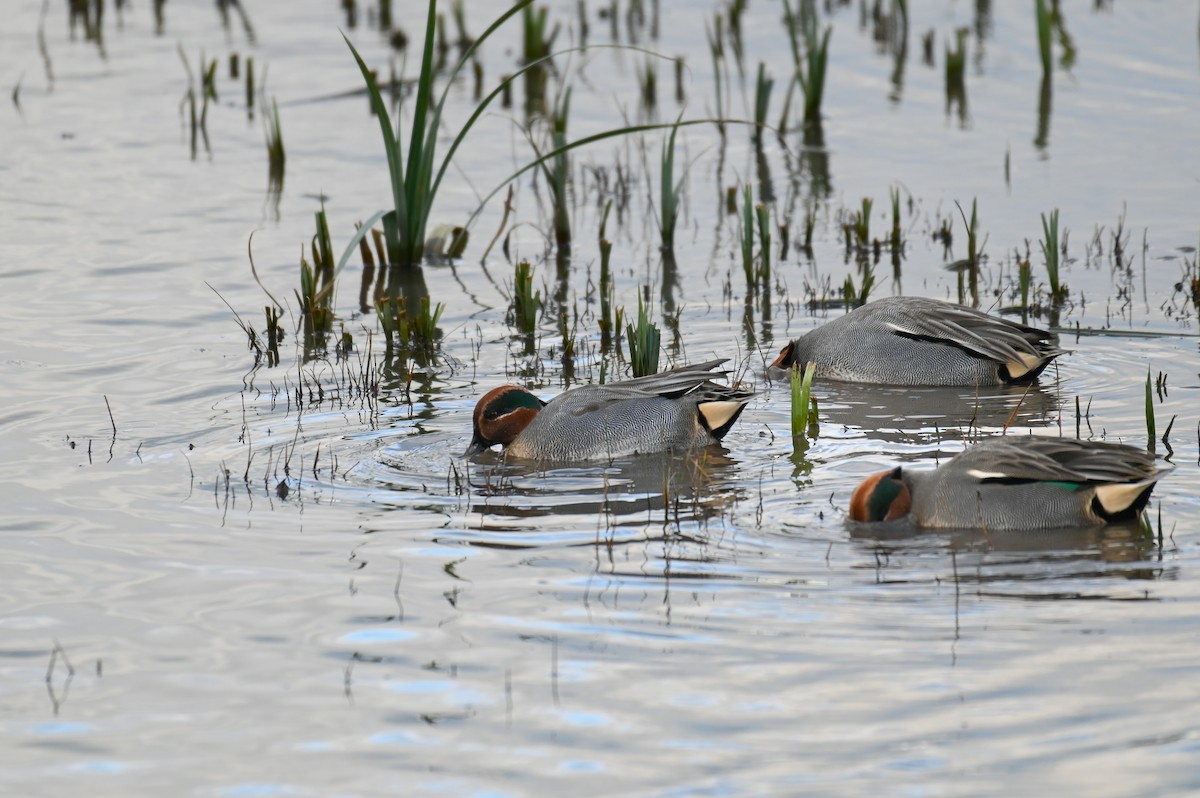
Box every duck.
[767,296,1062,386]
[849,436,1171,530]
[464,359,754,461]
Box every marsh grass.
[626,293,661,377]
[512,260,541,336]
[842,266,875,308]
[338,1,541,282]
[755,203,772,284]
[298,209,336,348]
[789,362,818,443]
[1040,208,1068,302]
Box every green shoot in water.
[790,362,818,441]
[1040,208,1066,302]
[626,293,661,377]
[512,260,541,335]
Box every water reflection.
[809,381,1062,443]
[848,519,1168,589]
[463,448,744,533]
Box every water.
[2,1,1199,795]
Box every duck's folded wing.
[608,358,734,398]
[960,438,1167,485]
[882,301,1057,365]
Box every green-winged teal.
[849,436,1170,529]
[465,359,753,461]
[768,296,1062,386]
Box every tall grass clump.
[1040,208,1067,302]
[625,293,661,377]
[790,362,818,442]
[740,185,755,287]
[756,203,772,284]
[512,260,541,335]
[298,207,337,347]
[339,0,536,285]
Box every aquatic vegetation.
[755,202,772,285]
[297,208,336,348]
[339,1,537,278]
[625,293,661,377]
[789,362,818,443]
[740,185,755,287]
[512,260,541,337]
[1145,366,1156,454]
[1040,208,1067,302]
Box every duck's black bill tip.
[462,437,490,458]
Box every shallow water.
[2,1,1200,795]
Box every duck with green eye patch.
[465,359,754,463]
[849,436,1171,530]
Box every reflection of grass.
[178,45,216,159]
[1035,0,1052,80]
[753,62,773,146]
[263,97,285,188]
[657,122,684,256]
[599,201,615,350]
[783,0,831,127]
[534,88,572,249]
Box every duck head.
[463,386,545,456]
[849,467,912,522]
